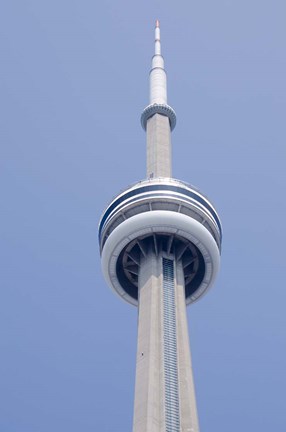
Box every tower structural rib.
[99,21,222,432]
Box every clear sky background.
[1,0,285,431]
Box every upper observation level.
[99,178,222,252]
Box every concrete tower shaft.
[133,250,199,432]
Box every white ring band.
[101,211,220,306]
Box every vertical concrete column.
[133,250,200,432]
[146,114,172,178]
[133,250,165,432]
[175,260,200,432]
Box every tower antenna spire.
[150,19,166,105]
[155,19,161,55]
[141,20,177,178]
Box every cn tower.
[99,21,222,432]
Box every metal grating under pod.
[163,258,180,432]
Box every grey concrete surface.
[132,250,199,432]
[146,114,172,178]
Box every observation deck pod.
[99,178,222,306]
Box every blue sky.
[1,0,286,431]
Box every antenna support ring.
[141,103,177,131]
